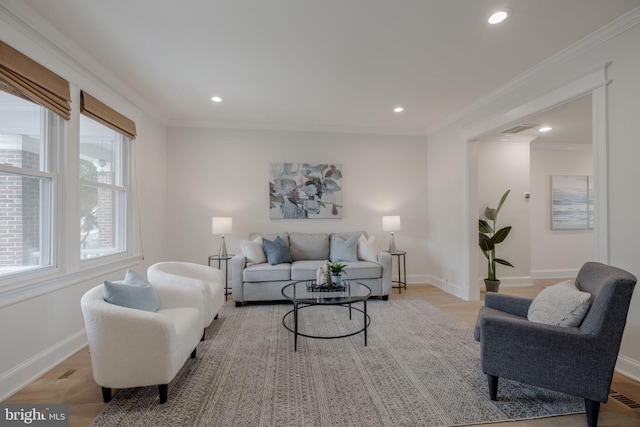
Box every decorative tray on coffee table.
[307,282,347,292]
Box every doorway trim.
[461,65,610,300]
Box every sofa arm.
[231,253,246,302]
[484,292,532,317]
[377,251,392,296]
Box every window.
[0,90,59,277]
[79,115,129,260]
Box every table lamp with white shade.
[211,217,233,257]
[382,215,401,253]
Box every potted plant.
[329,262,347,286]
[479,189,514,292]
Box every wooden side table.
[389,251,407,293]
[208,254,234,301]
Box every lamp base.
[388,232,397,253]
[219,236,228,258]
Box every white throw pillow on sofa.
[357,235,378,262]
[527,280,592,327]
[240,236,267,265]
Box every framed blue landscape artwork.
[551,175,593,230]
[269,163,343,219]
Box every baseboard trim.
[0,329,88,401]
[478,276,533,288]
[531,268,579,279]
[615,354,640,383]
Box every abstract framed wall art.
[550,175,593,230]
[269,163,343,219]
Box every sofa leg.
[487,375,498,401]
[191,348,197,359]
[215,313,219,320]
[382,295,389,301]
[235,301,242,307]
[101,387,112,403]
[159,384,168,404]
[585,399,600,427]
[201,330,205,341]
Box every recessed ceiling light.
[539,126,553,132]
[211,96,223,103]
[394,106,404,113]
[488,8,512,25]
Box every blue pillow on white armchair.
[103,269,159,312]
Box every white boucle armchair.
[80,282,204,404]
[147,262,225,335]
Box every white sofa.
[147,262,225,333]
[231,231,392,306]
[80,282,203,404]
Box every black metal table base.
[282,302,370,351]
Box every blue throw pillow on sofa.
[103,269,159,312]
[262,235,292,265]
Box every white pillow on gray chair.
[527,280,592,327]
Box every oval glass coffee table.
[281,280,371,351]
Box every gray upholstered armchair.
[474,262,636,427]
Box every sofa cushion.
[289,232,330,261]
[243,263,291,282]
[103,269,159,312]
[291,260,327,280]
[330,234,359,262]
[527,280,592,327]
[343,261,382,280]
[240,236,267,266]
[358,234,379,262]
[262,236,292,265]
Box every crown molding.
[427,6,640,136]
[0,2,167,125]
[168,119,428,137]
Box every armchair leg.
[201,330,205,341]
[215,313,219,320]
[101,387,112,403]
[487,375,498,401]
[159,384,168,404]
[585,399,600,427]
[191,348,197,359]
[382,295,389,301]
[235,301,242,307]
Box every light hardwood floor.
[4,283,640,426]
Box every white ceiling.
[13,0,640,134]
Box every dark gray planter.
[484,279,501,292]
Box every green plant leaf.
[491,226,512,244]
[479,233,494,251]
[484,207,496,221]
[495,258,514,267]
[479,219,493,234]
[494,189,511,216]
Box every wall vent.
[501,124,538,134]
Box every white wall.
[165,127,428,281]
[477,140,531,286]
[427,16,640,379]
[530,146,593,278]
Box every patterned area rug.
[91,298,584,426]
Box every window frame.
[0,100,61,281]
[78,122,131,263]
